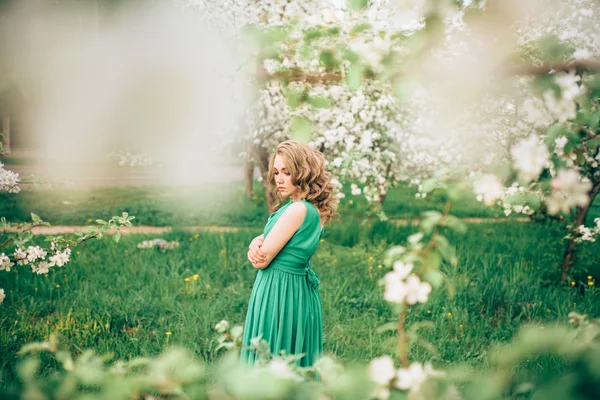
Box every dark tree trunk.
[244,159,254,197]
[560,182,600,282]
[254,146,276,213]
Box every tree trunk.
[560,182,600,282]
[1,116,10,153]
[254,146,277,213]
[244,159,254,197]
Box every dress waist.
[270,262,320,289]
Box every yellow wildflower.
[447,312,452,317]
[184,278,190,282]
[193,274,199,280]
[589,281,594,286]
[56,285,60,289]
[368,256,374,262]
[166,332,172,337]
[571,281,576,286]
[377,264,382,269]
[87,218,93,222]
[459,324,463,328]
[194,234,199,239]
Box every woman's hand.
[248,235,267,266]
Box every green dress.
[240,199,324,367]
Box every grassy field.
[1,180,600,390]
[1,214,599,387]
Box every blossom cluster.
[8,246,71,275]
[566,218,600,244]
[369,356,445,399]
[0,163,20,193]
[383,261,432,305]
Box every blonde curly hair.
[267,140,338,225]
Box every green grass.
[1,219,599,387]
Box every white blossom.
[32,261,51,275]
[0,253,14,272]
[511,134,549,182]
[267,359,303,381]
[0,288,5,303]
[214,319,230,333]
[369,356,396,385]
[546,169,592,215]
[554,136,568,157]
[473,174,505,206]
[394,362,427,391]
[26,246,47,263]
[392,261,413,280]
[0,163,21,193]
[49,249,71,267]
[14,248,28,266]
[404,275,432,305]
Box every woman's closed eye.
[274,171,291,176]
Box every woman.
[240,140,338,367]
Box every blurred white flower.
[473,174,504,206]
[383,278,407,304]
[369,356,396,385]
[394,362,427,391]
[543,90,577,122]
[404,275,432,305]
[267,359,303,381]
[511,134,549,182]
[214,319,230,333]
[555,71,583,101]
[546,169,591,215]
[554,136,568,157]
[392,261,413,280]
[0,288,5,303]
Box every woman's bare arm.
[251,203,306,269]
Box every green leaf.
[113,231,121,243]
[422,270,445,289]
[421,179,437,194]
[319,50,338,70]
[95,219,108,225]
[341,48,360,63]
[349,0,368,11]
[286,90,304,109]
[30,213,40,222]
[444,216,467,234]
[304,27,324,41]
[346,64,365,91]
[306,96,331,108]
[350,23,371,35]
[290,116,312,143]
[375,322,397,334]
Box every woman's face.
[273,154,298,198]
